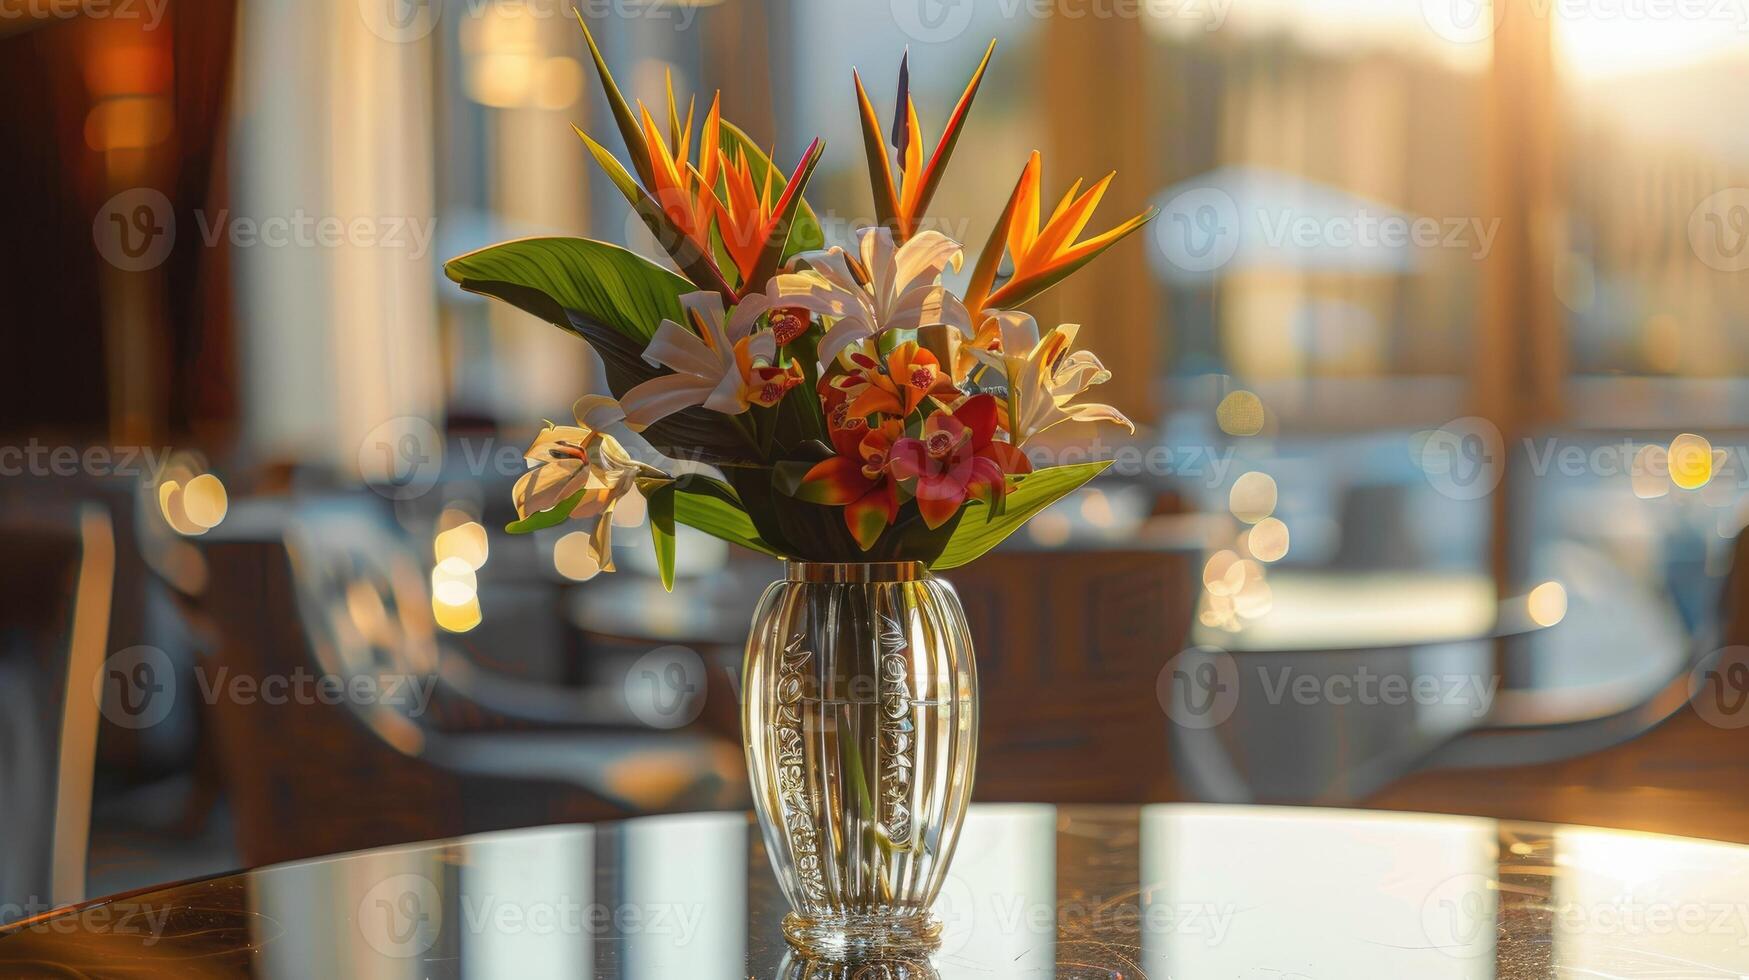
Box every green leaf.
[719,121,824,259]
[928,461,1112,569]
[639,474,786,558]
[445,236,757,463]
[504,488,587,535]
[444,236,689,344]
[648,483,677,591]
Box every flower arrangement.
[444,18,1155,587]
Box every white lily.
[967,311,1133,445]
[619,291,799,429]
[513,395,659,572]
[769,226,972,365]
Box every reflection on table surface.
[6,803,1749,979]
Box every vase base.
[781,910,943,961]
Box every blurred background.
[5,0,1749,923]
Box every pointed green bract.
[719,120,825,260]
[574,10,653,187]
[748,138,825,290]
[648,483,677,591]
[504,487,588,535]
[928,461,1112,569]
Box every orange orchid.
[964,151,1156,314]
[889,394,1030,530]
[830,341,959,419]
[854,42,996,243]
[794,419,906,550]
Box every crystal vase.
[743,561,978,960]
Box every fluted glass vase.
[743,561,978,960]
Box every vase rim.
[784,561,927,583]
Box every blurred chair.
[950,545,1195,802]
[193,495,745,866]
[1362,530,1749,842]
[0,502,113,922]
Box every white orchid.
[619,291,801,429]
[967,311,1133,445]
[769,226,972,365]
[513,395,660,571]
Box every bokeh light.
[1228,472,1278,524]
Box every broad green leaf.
[638,474,785,558]
[444,237,688,344]
[928,461,1112,569]
[719,120,825,259]
[648,483,677,591]
[445,237,757,463]
[504,487,587,535]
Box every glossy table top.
[6,804,1749,979]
